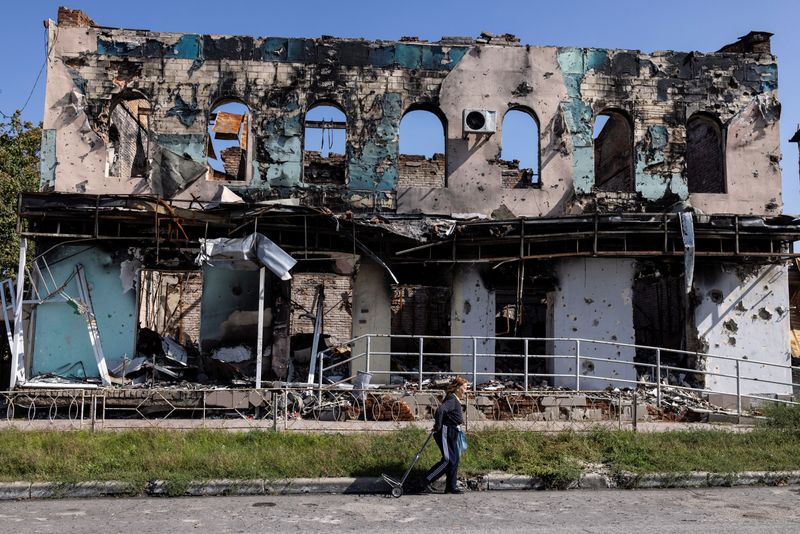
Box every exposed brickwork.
[108,100,150,178]
[290,273,353,344]
[304,151,346,184]
[219,146,245,179]
[397,154,445,188]
[57,7,95,27]
[391,285,450,336]
[139,271,203,345]
[45,17,780,216]
[498,160,537,189]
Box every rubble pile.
[364,394,415,421]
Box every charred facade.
[7,9,798,400]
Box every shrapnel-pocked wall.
[42,10,781,218]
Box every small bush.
[763,403,800,429]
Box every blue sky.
[1,1,798,210]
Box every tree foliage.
[0,111,40,279]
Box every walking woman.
[422,376,468,494]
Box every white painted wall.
[549,258,637,389]
[694,263,792,396]
[450,264,495,383]
[351,259,391,382]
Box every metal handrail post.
[318,352,324,396]
[366,336,371,374]
[736,359,742,415]
[656,348,662,408]
[418,337,424,387]
[524,338,529,391]
[472,337,478,391]
[575,339,581,391]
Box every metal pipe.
[656,348,662,408]
[10,238,27,389]
[365,336,371,375]
[255,267,265,390]
[472,337,478,391]
[418,337,424,388]
[524,338,529,391]
[575,339,581,391]
[736,359,742,415]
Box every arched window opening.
[594,110,634,192]
[304,104,346,184]
[398,109,446,188]
[686,113,725,194]
[207,101,251,181]
[107,95,151,178]
[499,108,540,188]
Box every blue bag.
[457,429,468,454]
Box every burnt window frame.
[302,100,349,185]
[205,97,254,183]
[105,89,152,179]
[398,103,449,187]
[592,108,635,193]
[500,105,542,187]
[685,112,727,194]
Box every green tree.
[0,111,40,279]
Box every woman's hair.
[446,376,468,393]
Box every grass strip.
[1,428,799,487]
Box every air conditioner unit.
[463,109,497,135]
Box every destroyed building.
[6,7,800,404]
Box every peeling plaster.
[49,23,784,214]
[39,129,57,190]
[635,124,687,200]
[166,86,200,127]
[556,48,608,194]
[348,92,401,191]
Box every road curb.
[3,470,800,500]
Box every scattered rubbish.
[211,346,252,363]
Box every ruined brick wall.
[57,7,95,27]
[43,10,782,218]
[219,146,245,179]
[290,273,353,344]
[397,154,445,188]
[304,152,346,184]
[108,101,150,178]
[391,285,450,336]
[138,271,203,345]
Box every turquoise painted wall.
[199,265,262,350]
[31,246,137,379]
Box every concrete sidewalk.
[2,470,799,500]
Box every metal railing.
[318,334,800,415]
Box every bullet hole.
[708,289,723,303]
[463,300,472,314]
[728,337,736,346]
[592,319,599,326]
[581,361,595,374]
[734,301,746,312]
[611,335,618,341]
[572,327,578,332]
[723,319,738,332]
[775,306,786,316]
[758,308,773,320]
[584,297,594,304]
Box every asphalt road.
[1,487,799,533]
